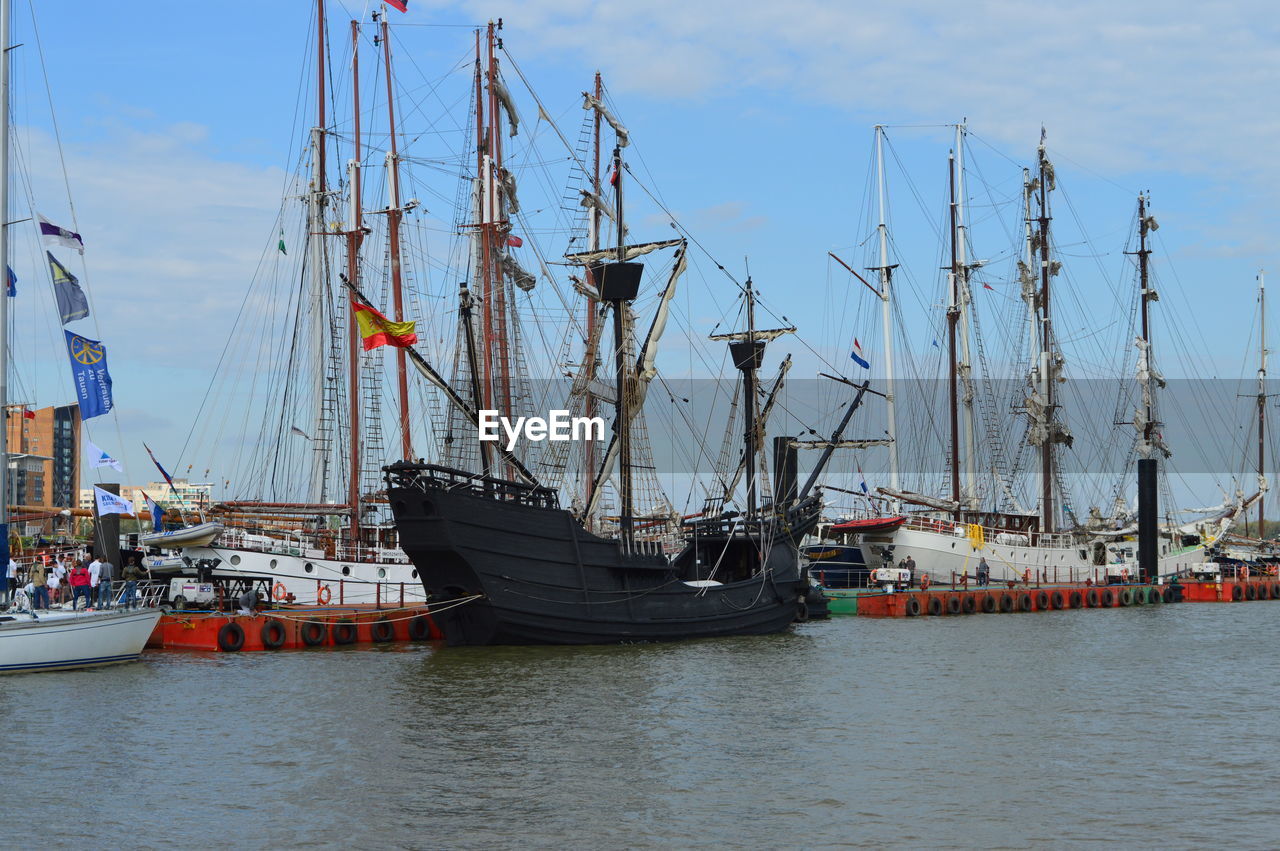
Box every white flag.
[84,438,123,472]
[38,214,85,255]
[93,485,134,516]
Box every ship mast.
[1259,270,1267,536]
[583,72,603,523]
[1035,136,1056,533]
[606,146,634,545]
[379,14,412,461]
[470,30,493,471]
[306,0,331,502]
[871,126,900,499]
[0,0,10,553]
[739,278,761,514]
[345,19,364,549]
[954,123,978,508]
[946,150,961,516]
[1136,193,1154,450]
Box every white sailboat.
[839,132,1244,584]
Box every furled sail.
[564,238,683,266]
[500,167,520,213]
[578,188,625,235]
[582,92,629,147]
[876,487,959,513]
[492,70,519,137]
[502,252,536,291]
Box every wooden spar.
[742,278,759,514]
[474,30,493,425]
[583,71,602,529]
[488,22,513,428]
[381,17,412,461]
[1137,194,1153,447]
[1037,141,1055,533]
[316,0,326,179]
[611,145,633,544]
[1260,270,1267,535]
[347,19,364,550]
[947,151,960,517]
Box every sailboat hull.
[0,609,161,674]
[387,464,813,646]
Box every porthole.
[229,554,241,566]
[341,566,351,576]
[411,569,418,579]
[377,567,387,579]
[304,562,314,574]
[269,559,278,569]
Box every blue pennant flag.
[850,338,871,369]
[142,490,166,533]
[64,331,113,419]
[6,266,14,297]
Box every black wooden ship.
[383,83,866,645]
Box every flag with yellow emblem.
[352,300,417,351]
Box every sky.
[8,0,1280,510]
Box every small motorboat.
[0,607,162,674]
[140,521,224,549]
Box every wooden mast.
[380,15,412,461]
[1136,193,1153,448]
[609,146,633,545]
[947,151,961,516]
[1036,139,1055,533]
[307,0,331,502]
[740,279,760,514]
[583,72,603,525]
[471,29,493,471]
[1259,270,1267,536]
[346,19,364,550]
[486,22,513,429]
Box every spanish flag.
[352,301,417,351]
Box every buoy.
[260,620,286,649]
[331,621,357,645]
[370,618,396,643]
[271,582,288,602]
[317,585,332,605]
[300,621,326,646]
[217,622,245,652]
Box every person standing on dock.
[96,558,115,609]
[905,555,917,586]
[69,560,92,610]
[977,557,990,587]
[88,556,101,606]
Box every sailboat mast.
[486,22,513,425]
[583,72,603,521]
[609,146,633,544]
[1137,193,1153,448]
[1036,140,1055,533]
[947,151,961,516]
[307,0,330,502]
[1259,270,1267,536]
[470,31,493,471]
[346,19,364,548]
[873,126,900,497]
[954,123,977,508]
[380,17,412,461]
[0,0,9,548]
[742,279,759,514]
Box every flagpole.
[0,0,11,567]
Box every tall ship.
[818,127,1256,584]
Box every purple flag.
[38,214,84,254]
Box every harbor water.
[4,603,1280,848]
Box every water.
[4,604,1279,848]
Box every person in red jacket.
[69,560,92,611]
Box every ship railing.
[897,514,1076,550]
[386,462,559,509]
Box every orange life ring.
[1120,568,1130,582]
[919,573,931,591]
[317,585,332,605]
[271,582,288,601]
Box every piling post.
[1138,457,1158,584]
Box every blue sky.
[7,1,1279,510]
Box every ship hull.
[387,465,813,646]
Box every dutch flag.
[850,338,870,369]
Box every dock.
[147,604,442,652]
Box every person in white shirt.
[53,559,69,604]
[2,557,15,607]
[46,571,61,605]
[88,558,101,591]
